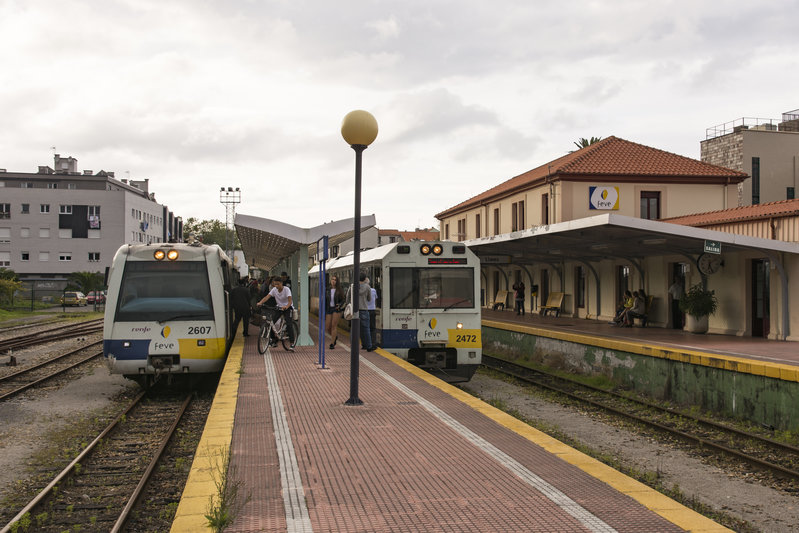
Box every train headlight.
[432,244,443,255]
[167,250,179,261]
[456,322,463,329]
[153,250,166,260]
[420,244,431,255]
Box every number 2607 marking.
[456,334,477,343]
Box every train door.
[386,265,417,350]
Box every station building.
[0,154,183,290]
[436,136,799,341]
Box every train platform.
[171,327,727,532]
[481,308,799,381]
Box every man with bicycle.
[256,276,296,351]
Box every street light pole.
[341,110,378,406]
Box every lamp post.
[341,110,378,406]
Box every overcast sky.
[2,0,798,231]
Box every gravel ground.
[0,359,137,505]
[462,371,799,532]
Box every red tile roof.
[435,136,748,219]
[663,198,799,227]
[400,230,440,241]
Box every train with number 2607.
[103,242,236,388]
[310,241,482,382]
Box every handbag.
[343,285,354,320]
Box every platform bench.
[490,290,510,310]
[540,292,565,317]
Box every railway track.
[0,318,104,353]
[482,354,799,485]
[1,392,193,533]
[0,342,103,401]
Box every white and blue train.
[103,242,235,387]
[310,241,482,382]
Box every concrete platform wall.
[484,325,799,430]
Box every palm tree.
[572,136,603,151]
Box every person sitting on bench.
[623,291,646,327]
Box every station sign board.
[480,255,511,264]
[704,240,721,254]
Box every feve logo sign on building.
[589,186,619,210]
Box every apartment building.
[701,108,799,206]
[0,155,182,284]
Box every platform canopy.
[464,212,799,264]
[235,213,377,270]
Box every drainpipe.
[547,165,555,224]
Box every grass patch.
[205,445,251,532]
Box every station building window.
[493,208,500,236]
[475,213,481,238]
[640,191,660,220]
[511,201,525,232]
[542,194,549,225]
[752,157,760,205]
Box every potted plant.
[679,283,718,333]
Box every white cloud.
[0,0,798,230]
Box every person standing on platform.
[326,275,345,349]
[230,278,253,339]
[513,280,526,316]
[346,272,372,351]
[668,276,684,329]
[367,278,378,348]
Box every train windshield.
[390,267,474,309]
[114,261,214,322]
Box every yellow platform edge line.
[374,347,731,533]
[170,337,244,533]
[484,318,799,384]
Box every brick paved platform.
[172,326,729,532]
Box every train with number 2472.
[103,242,235,388]
[310,241,482,382]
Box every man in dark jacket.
[231,278,253,338]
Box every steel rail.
[0,340,102,383]
[0,391,148,533]
[111,394,193,533]
[482,355,799,480]
[0,319,104,352]
[0,350,103,402]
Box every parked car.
[87,290,106,304]
[61,291,88,306]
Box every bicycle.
[257,307,299,354]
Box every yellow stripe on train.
[178,338,227,359]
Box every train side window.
[389,267,415,309]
